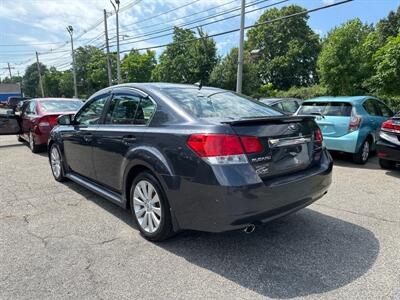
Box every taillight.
[349,115,362,132]
[187,134,263,165]
[314,128,323,145]
[38,115,58,128]
[381,119,400,134]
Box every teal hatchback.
[297,96,394,164]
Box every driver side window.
[76,95,109,125]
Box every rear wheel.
[50,144,66,182]
[353,139,370,164]
[29,131,41,153]
[130,172,174,241]
[379,158,397,170]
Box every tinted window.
[299,102,352,116]
[40,100,82,113]
[26,101,36,114]
[106,94,140,125]
[135,97,156,125]
[281,100,299,113]
[76,95,108,125]
[363,99,379,116]
[376,101,393,117]
[162,88,281,119]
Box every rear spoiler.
[221,115,316,125]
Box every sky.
[0,0,399,80]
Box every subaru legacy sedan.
[297,97,394,164]
[43,83,332,241]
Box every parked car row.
[0,83,333,241]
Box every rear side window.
[363,99,380,116]
[281,100,299,113]
[162,87,281,119]
[298,102,352,116]
[376,101,393,117]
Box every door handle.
[83,134,93,142]
[122,135,136,145]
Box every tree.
[152,27,218,84]
[209,47,261,96]
[246,5,321,90]
[317,19,373,95]
[43,68,74,97]
[23,62,47,97]
[371,34,400,97]
[376,7,400,44]
[121,50,156,82]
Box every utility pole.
[7,62,14,78]
[67,25,78,98]
[35,52,45,97]
[104,9,113,86]
[236,0,245,93]
[110,0,122,84]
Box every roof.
[260,98,300,104]
[0,84,21,93]
[304,96,373,104]
[30,98,83,102]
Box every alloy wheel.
[50,147,62,178]
[133,180,162,234]
[361,141,369,162]
[29,132,34,150]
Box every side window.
[281,100,299,113]
[75,95,108,125]
[363,99,379,116]
[135,97,156,125]
[25,101,36,114]
[376,101,393,117]
[105,94,140,125]
[271,103,283,112]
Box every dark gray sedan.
[31,83,331,241]
[260,98,302,114]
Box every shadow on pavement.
[330,151,380,170]
[0,143,25,149]
[64,181,379,299]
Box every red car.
[16,98,83,152]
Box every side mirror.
[57,114,73,125]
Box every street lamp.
[67,25,78,98]
[110,0,122,84]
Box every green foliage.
[121,50,156,82]
[318,19,373,96]
[43,67,74,97]
[152,27,218,84]
[371,34,400,97]
[209,48,261,96]
[246,5,320,90]
[376,7,400,44]
[274,85,328,100]
[22,62,47,97]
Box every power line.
[114,0,287,48]
[120,0,353,53]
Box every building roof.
[0,84,21,93]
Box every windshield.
[161,87,282,119]
[40,100,82,113]
[298,102,352,116]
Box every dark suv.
[48,83,333,241]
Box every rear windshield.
[161,88,281,119]
[298,102,352,116]
[40,100,82,112]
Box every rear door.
[362,99,383,139]
[229,116,320,178]
[298,101,352,137]
[0,110,21,135]
[92,88,156,192]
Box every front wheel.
[49,144,66,182]
[130,172,174,241]
[379,158,397,170]
[353,139,370,164]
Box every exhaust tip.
[243,224,256,234]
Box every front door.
[63,94,109,180]
[0,110,21,135]
[92,89,156,192]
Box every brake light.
[187,134,263,165]
[381,119,400,134]
[349,115,362,132]
[38,115,58,128]
[314,128,323,145]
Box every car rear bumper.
[376,139,400,162]
[165,149,333,233]
[323,131,360,153]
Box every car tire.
[29,131,41,153]
[49,144,66,182]
[379,158,397,170]
[130,171,174,242]
[353,139,370,164]
[17,135,24,142]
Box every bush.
[274,85,328,100]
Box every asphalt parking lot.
[0,135,399,300]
